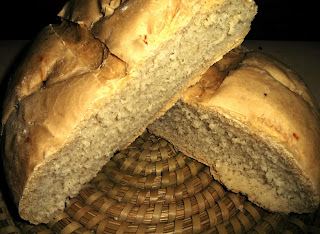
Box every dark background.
[0,0,319,41]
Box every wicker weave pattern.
[1,132,319,233]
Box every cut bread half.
[149,47,320,214]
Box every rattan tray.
[1,131,320,233]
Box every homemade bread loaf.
[1,0,257,224]
[149,47,320,214]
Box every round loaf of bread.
[149,47,320,214]
[0,0,257,224]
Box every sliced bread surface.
[149,47,320,214]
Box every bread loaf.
[1,0,257,224]
[149,47,320,214]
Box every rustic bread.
[1,0,257,224]
[149,47,320,214]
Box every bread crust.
[59,0,214,64]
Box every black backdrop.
[1,0,319,41]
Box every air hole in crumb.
[24,137,30,143]
[41,80,47,89]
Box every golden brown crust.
[183,47,248,103]
[59,0,221,64]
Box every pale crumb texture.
[149,101,318,214]
[16,0,257,224]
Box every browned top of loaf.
[59,0,216,64]
[183,47,320,193]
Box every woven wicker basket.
[1,131,320,233]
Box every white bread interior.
[149,47,320,214]
[1,0,257,224]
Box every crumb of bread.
[149,101,315,213]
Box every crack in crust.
[58,0,127,29]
